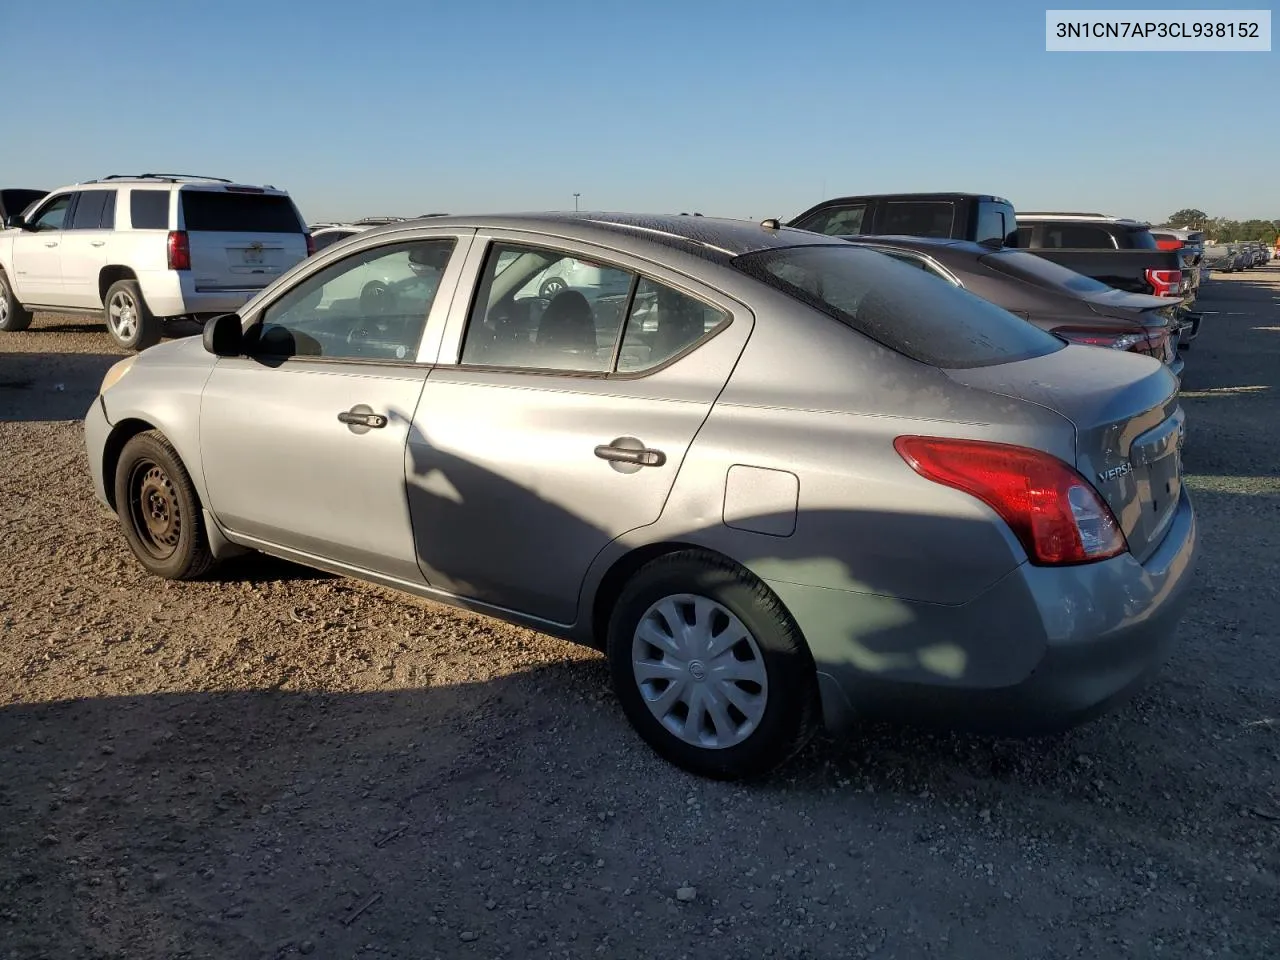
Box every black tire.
[104,279,163,351]
[113,430,215,580]
[539,277,567,298]
[606,550,820,781]
[0,270,33,332]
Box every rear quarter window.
[130,190,171,230]
[181,191,303,233]
[733,244,1065,369]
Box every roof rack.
[352,216,411,225]
[86,173,234,184]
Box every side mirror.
[4,214,26,230]
[202,313,244,356]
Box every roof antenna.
[760,218,781,230]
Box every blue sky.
[5,0,1275,224]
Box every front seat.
[536,289,597,365]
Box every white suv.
[0,174,311,350]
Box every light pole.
[573,193,580,212]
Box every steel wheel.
[126,459,183,562]
[0,294,8,326]
[108,290,138,342]
[631,593,769,750]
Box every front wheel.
[113,430,215,580]
[607,550,820,780]
[0,270,33,332]
[104,279,163,351]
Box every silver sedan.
[84,213,1198,780]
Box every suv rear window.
[733,244,1064,369]
[980,249,1111,294]
[180,191,303,233]
[1122,228,1158,250]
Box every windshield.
[733,244,1065,369]
[980,249,1112,295]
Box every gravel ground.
[1,274,1278,960]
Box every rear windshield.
[733,244,1065,369]
[980,249,1112,294]
[180,191,302,233]
[1123,228,1158,250]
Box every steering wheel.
[359,279,395,315]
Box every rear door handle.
[90,240,105,247]
[44,241,58,248]
[337,410,388,429]
[594,439,666,467]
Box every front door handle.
[594,438,666,468]
[90,240,106,247]
[44,241,58,248]
[337,409,388,429]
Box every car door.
[198,231,474,581]
[59,189,117,308]
[9,192,74,303]
[407,232,753,626]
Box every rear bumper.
[137,270,266,319]
[782,487,1198,737]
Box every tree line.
[1163,209,1279,244]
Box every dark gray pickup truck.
[786,192,1018,246]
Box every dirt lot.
[2,273,1278,960]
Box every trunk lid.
[179,187,308,293]
[944,345,1185,564]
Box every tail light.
[894,436,1127,565]
[166,230,191,271]
[1052,327,1146,352]
[1155,238,1183,251]
[305,232,316,257]
[1145,268,1182,297]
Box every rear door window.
[791,203,869,236]
[180,191,303,233]
[732,244,1064,369]
[879,201,956,238]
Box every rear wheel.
[606,550,820,780]
[113,430,215,580]
[104,279,162,351]
[0,270,33,332]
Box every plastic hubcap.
[631,593,768,750]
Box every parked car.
[83,213,1197,780]
[1012,213,1200,343]
[0,188,48,228]
[0,174,312,350]
[786,192,1017,246]
[1202,242,1236,272]
[309,217,450,255]
[1151,228,1205,296]
[839,235,1184,375]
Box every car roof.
[356,212,844,263]
[1016,212,1152,229]
[48,174,291,196]
[839,234,1001,256]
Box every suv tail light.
[166,230,191,271]
[1155,238,1183,251]
[305,232,316,257]
[1145,268,1182,297]
[894,436,1127,566]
